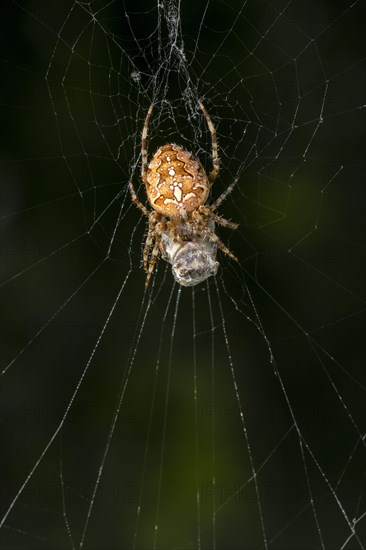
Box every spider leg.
[198,205,238,230]
[129,180,150,217]
[206,230,238,263]
[211,176,239,211]
[145,220,164,288]
[198,101,220,185]
[141,104,154,182]
[143,218,155,272]
[129,104,155,216]
[143,212,161,271]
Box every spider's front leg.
[197,226,238,262]
[205,227,238,263]
[145,217,165,288]
[198,205,238,230]
[143,211,162,272]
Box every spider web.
[1,0,365,548]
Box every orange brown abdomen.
[146,144,209,218]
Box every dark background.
[1,1,365,548]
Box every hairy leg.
[198,101,220,185]
[211,176,239,211]
[143,213,159,271]
[129,180,149,216]
[141,104,154,182]
[145,219,164,287]
[198,205,238,230]
[205,228,238,262]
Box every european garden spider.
[129,101,238,287]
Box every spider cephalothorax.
[129,101,238,287]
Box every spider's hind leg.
[211,176,239,211]
[129,180,150,217]
[198,101,220,185]
[141,104,154,182]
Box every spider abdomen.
[146,144,209,219]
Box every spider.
[129,101,238,287]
